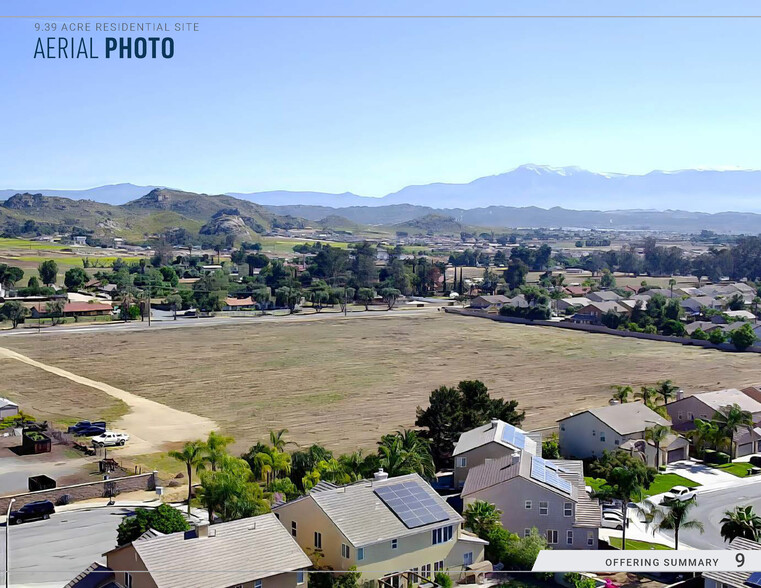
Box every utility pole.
[147,285,151,327]
[6,498,16,587]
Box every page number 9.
[736,553,745,568]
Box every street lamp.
[5,497,16,588]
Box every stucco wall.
[559,412,628,459]
[454,442,514,488]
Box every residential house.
[684,321,723,336]
[562,285,590,297]
[556,297,590,313]
[461,454,601,550]
[30,302,113,319]
[224,296,257,311]
[724,310,757,322]
[0,397,19,419]
[557,402,688,465]
[586,291,622,303]
[570,301,629,325]
[67,513,311,588]
[452,419,539,488]
[680,297,706,316]
[73,235,87,246]
[666,388,761,456]
[703,537,761,588]
[469,295,510,311]
[273,472,487,587]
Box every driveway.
[665,459,739,487]
[0,444,94,496]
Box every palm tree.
[634,386,657,406]
[378,430,435,479]
[269,429,292,453]
[271,450,292,479]
[644,424,671,469]
[649,496,704,549]
[687,418,722,457]
[712,404,754,460]
[463,500,503,539]
[168,440,206,514]
[204,431,234,471]
[611,385,632,404]
[656,380,679,405]
[720,506,761,543]
[668,278,677,298]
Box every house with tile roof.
[273,472,487,587]
[452,419,539,488]
[461,453,600,550]
[704,537,761,588]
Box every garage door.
[738,443,753,457]
[667,448,685,463]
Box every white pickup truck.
[91,431,130,447]
[662,485,697,503]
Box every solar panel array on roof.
[531,456,572,495]
[501,422,526,449]
[374,480,449,529]
[746,572,761,588]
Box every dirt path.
[0,346,217,455]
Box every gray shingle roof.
[559,402,669,436]
[704,537,761,587]
[303,473,462,547]
[453,420,538,457]
[691,388,761,414]
[129,513,310,588]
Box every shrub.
[691,328,708,340]
[434,572,453,588]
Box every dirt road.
[0,346,217,455]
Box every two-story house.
[558,402,688,465]
[666,388,761,456]
[273,471,487,587]
[65,513,311,588]
[452,419,539,489]
[461,453,601,550]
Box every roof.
[471,295,510,305]
[559,402,669,436]
[725,310,757,320]
[63,302,113,313]
[279,473,462,548]
[687,388,761,415]
[125,513,310,588]
[704,538,761,587]
[0,397,19,409]
[452,420,538,457]
[587,291,622,302]
[581,301,628,314]
[461,455,600,528]
[224,296,255,307]
[63,562,115,588]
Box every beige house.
[558,402,688,466]
[462,454,600,550]
[273,472,487,587]
[66,513,311,588]
[452,419,539,489]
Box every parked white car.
[91,431,129,447]
[601,511,625,530]
[662,485,696,503]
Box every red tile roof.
[64,302,113,313]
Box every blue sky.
[2,0,761,195]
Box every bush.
[434,572,453,588]
[691,328,708,340]
[715,451,731,464]
[704,449,730,464]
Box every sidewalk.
[665,459,738,487]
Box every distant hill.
[0,183,162,205]
[394,214,463,234]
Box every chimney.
[195,522,210,539]
[490,418,499,429]
[676,389,684,401]
[374,468,389,482]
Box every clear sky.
[2,0,761,196]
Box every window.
[341,543,351,559]
[525,500,532,510]
[445,525,453,541]
[357,547,365,561]
[391,538,398,549]
[291,521,297,538]
[434,561,444,572]
[546,530,558,545]
[455,456,467,467]
[614,440,619,445]
[539,501,548,515]
[464,552,474,566]
[421,564,431,580]
[678,411,684,421]
[587,531,595,546]
[560,424,565,431]
[255,581,262,588]
[432,526,452,545]
[314,531,322,549]
[567,530,574,545]
[124,573,133,588]
[564,502,573,517]
[600,433,606,442]
[297,572,305,585]
[524,528,531,538]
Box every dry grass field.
[2,313,759,454]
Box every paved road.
[0,507,133,586]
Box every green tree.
[38,260,58,286]
[687,418,723,457]
[203,431,235,471]
[116,504,189,545]
[712,403,754,460]
[611,385,631,404]
[168,440,206,514]
[269,428,291,452]
[643,424,671,469]
[380,287,401,310]
[503,527,548,570]
[655,380,679,405]
[197,455,270,522]
[646,496,704,549]
[720,505,761,543]
[64,267,88,291]
[166,293,183,320]
[0,301,29,328]
[503,260,528,290]
[245,253,270,277]
[46,299,66,326]
[731,323,758,351]
[377,429,435,479]
[0,264,24,289]
[709,329,727,345]
[600,270,616,289]
[542,433,561,459]
[356,288,376,311]
[463,500,503,538]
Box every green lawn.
[642,473,700,497]
[714,462,753,478]
[609,537,672,550]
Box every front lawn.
[609,537,671,550]
[642,473,700,497]
[714,462,753,478]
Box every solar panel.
[500,422,527,449]
[531,456,572,495]
[374,480,450,529]
[746,572,761,588]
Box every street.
[0,506,132,586]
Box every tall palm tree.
[611,385,632,404]
[168,440,206,514]
[655,380,679,405]
[204,431,234,471]
[378,429,435,479]
[269,428,292,453]
[720,506,761,543]
[712,404,754,460]
[649,496,704,549]
[271,450,292,479]
[688,418,723,457]
[634,386,657,406]
[644,424,671,469]
[463,500,503,539]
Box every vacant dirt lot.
[2,313,759,454]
